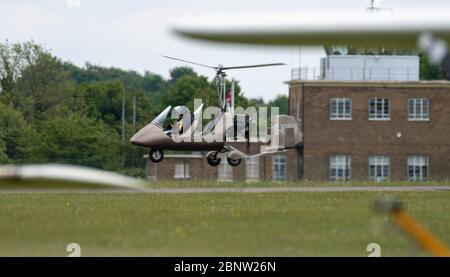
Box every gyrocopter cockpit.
[153,105,205,137]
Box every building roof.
[286,80,450,88]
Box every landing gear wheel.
[207,151,221,167]
[227,157,242,167]
[149,149,164,163]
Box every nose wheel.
[206,151,221,167]
[149,149,164,163]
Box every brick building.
[289,80,450,182]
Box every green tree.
[420,53,446,80]
[248,97,265,106]
[162,74,217,109]
[169,67,198,84]
[0,138,7,163]
[65,62,167,107]
[31,113,121,170]
[268,95,288,115]
[6,52,74,122]
[0,41,44,95]
[74,81,156,134]
[142,71,166,101]
[66,62,145,88]
[0,103,35,163]
[143,71,166,92]
[74,81,126,130]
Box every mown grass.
[1,179,449,190]
[0,191,449,256]
[145,179,450,188]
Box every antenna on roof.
[367,0,392,13]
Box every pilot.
[171,114,184,134]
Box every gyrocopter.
[130,56,303,167]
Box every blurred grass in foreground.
[0,191,449,256]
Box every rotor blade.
[222,63,285,70]
[173,9,450,48]
[161,55,217,69]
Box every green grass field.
[144,180,450,188]
[0,190,449,256]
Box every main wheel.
[149,149,164,163]
[227,157,242,167]
[206,151,221,167]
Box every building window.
[245,157,260,181]
[408,98,429,121]
[218,159,233,181]
[369,98,390,120]
[174,162,189,179]
[408,156,429,181]
[369,156,390,181]
[330,155,351,181]
[330,98,352,120]
[272,155,287,181]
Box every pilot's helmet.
[173,106,191,125]
[173,105,190,116]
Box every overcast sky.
[1,0,449,101]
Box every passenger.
[171,114,184,134]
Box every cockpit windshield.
[152,106,171,127]
[193,104,203,122]
[153,105,207,135]
[203,111,223,135]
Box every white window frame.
[408,98,430,121]
[218,159,233,181]
[369,98,390,120]
[330,155,351,181]
[245,157,260,181]
[330,98,352,120]
[174,162,190,179]
[369,156,390,182]
[272,155,287,181]
[408,156,429,181]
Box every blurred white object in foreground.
[173,9,450,48]
[0,164,146,189]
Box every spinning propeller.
[162,55,285,74]
[162,55,285,110]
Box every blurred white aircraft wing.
[0,164,146,190]
[174,9,450,48]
